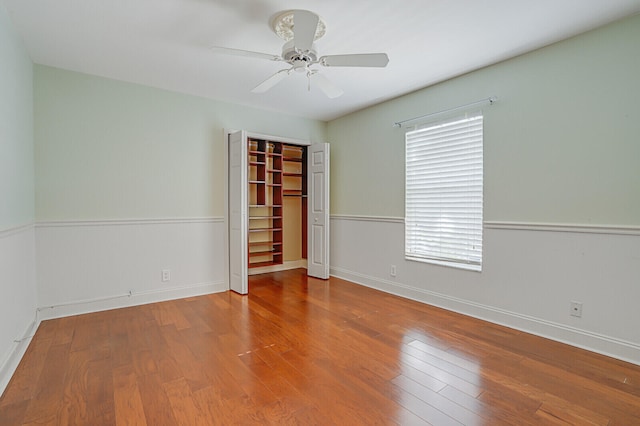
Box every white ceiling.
[3,0,640,121]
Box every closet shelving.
[247,139,307,268]
[282,145,304,197]
[248,139,283,268]
[282,145,307,259]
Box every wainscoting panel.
[330,216,640,364]
[0,224,37,396]
[35,218,227,320]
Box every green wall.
[328,14,640,226]
[0,6,34,229]
[33,14,640,225]
[34,66,327,220]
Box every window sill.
[405,255,482,272]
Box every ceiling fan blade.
[251,69,291,93]
[320,53,389,68]
[211,46,282,62]
[310,73,344,99]
[293,10,319,52]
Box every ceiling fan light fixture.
[271,10,326,42]
[292,60,308,72]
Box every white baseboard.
[37,281,227,321]
[331,266,640,365]
[0,319,38,397]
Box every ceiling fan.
[211,9,389,98]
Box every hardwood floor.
[1,269,639,425]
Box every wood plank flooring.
[1,269,640,425]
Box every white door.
[307,143,330,279]
[228,131,248,294]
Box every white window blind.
[405,113,483,271]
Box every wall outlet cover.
[570,301,583,318]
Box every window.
[405,113,483,271]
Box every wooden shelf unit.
[247,140,307,269]
[248,139,283,268]
[282,144,308,259]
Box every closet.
[247,139,307,271]
[226,130,329,295]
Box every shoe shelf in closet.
[248,139,283,268]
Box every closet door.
[228,131,248,294]
[307,143,330,279]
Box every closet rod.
[393,96,497,128]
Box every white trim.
[37,281,227,321]
[224,128,317,294]
[484,221,640,236]
[0,318,38,396]
[224,129,232,295]
[329,216,640,236]
[330,214,404,224]
[37,292,134,311]
[246,131,311,146]
[36,217,224,228]
[405,255,482,272]
[224,129,311,147]
[0,222,35,238]
[330,266,640,366]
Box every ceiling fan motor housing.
[282,40,317,70]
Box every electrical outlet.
[390,265,397,277]
[570,301,583,318]
[162,269,171,282]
